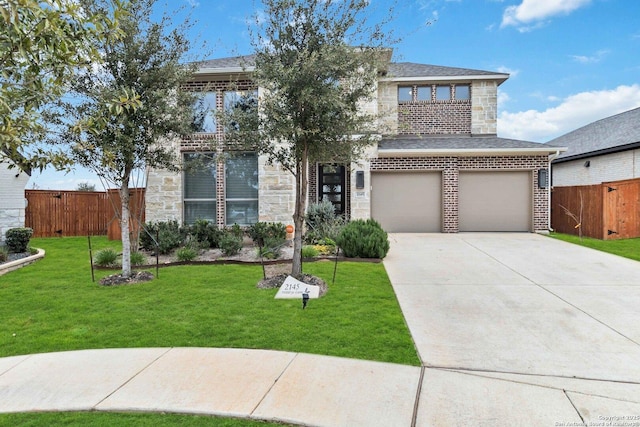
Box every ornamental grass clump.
[336,219,390,259]
[94,248,119,267]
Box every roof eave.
[378,147,567,157]
[380,74,509,84]
[552,141,640,164]
[195,66,255,75]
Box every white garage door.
[371,172,442,232]
[459,171,532,232]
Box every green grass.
[0,412,291,426]
[0,237,419,366]
[550,232,640,262]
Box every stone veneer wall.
[369,155,550,232]
[471,81,498,135]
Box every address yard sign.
[274,275,320,299]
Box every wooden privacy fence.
[25,189,145,240]
[551,178,640,240]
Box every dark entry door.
[318,164,346,215]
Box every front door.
[318,164,346,215]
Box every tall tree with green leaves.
[224,0,394,277]
[60,0,200,278]
[0,0,127,171]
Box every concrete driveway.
[385,233,640,426]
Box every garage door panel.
[459,171,532,232]
[371,172,441,232]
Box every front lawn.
[549,233,640,262]
[0,237,419,366]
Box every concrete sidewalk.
[0,347,421,426]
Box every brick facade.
[398,84,472,135]
[370,155,550,232]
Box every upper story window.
[455,85,470,100]
[398,86,413,102]
[416,86,431,101]
[435,85,451,101]
[224,90,258,131]
[193,91,217,133]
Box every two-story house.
[145,53,563,233]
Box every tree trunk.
[120,181,132,278]
[291,146,309,278]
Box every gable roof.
[548,107,640,163]
[379,135,564,157]
[195,55,509,83]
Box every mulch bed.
[99,271,155,286]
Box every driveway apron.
[385,233,640,425]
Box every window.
[193,91,217,133]
[416,86,431,101]
[183,153,217,224]
[455,85,470,100]
[225,152,258,226]
[436,85,451,101]
[224,90,258,131]
[398,86,413,102]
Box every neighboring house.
[548,107,640,186]
[146,53,563,233]
[0,157,31,242]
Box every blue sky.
[29,0,640,189]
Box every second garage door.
[458,171,532,232]
[371,172,442,232]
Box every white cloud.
[571,49,609,64]
[497,91,511,108]
[501,0,591,29]
[498,84,640,142]
[496,66,519,77]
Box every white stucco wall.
[552,149,640,186]
[0,164,30,242]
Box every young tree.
[0,0,127,171]
[61,0,199,278]
[224,0,393,277]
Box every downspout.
[547,150,561,231]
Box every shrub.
[219,231,243,256]
[130,251,146,266]
[0,246,8,263]
[176,246,198,262]
[247,222,286,246]
[304,201,345,244]
[301,245,319,258]
[94,248,119,267]
[139,221,186,254]
[5,227,33,253]
[336,219,390,259]
[187,219,222,248]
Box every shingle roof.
[195,55,508,81]
[197,55,256,69]
[379,135,562,152]
[548,107,640,162]
[387,63,508,79]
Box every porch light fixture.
[538,169,548,189]
[584,160,590,167]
